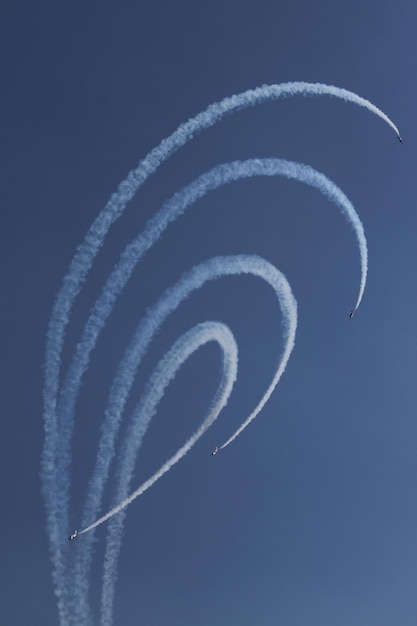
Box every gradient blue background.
[1,1,416,624]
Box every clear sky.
[1,1,416,624]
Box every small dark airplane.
[397,135,403,143]
[349,309,355,319]
[211,446,219,456]
[68,530,79,541]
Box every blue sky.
[1,1,416,624]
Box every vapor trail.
[42,80,392,541]
[42,82,396,623]
[67,321,238,625]
[66,254,295,622]
[79,254,296,538]
[70,255,295,621]
[97,321,238,625]
[63,154,365,622]
[94,258,294,623]
[55,155,365,622]
[62,158,366,535]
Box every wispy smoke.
[41,82,398,625]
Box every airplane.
[349,309,355,319]
[397,134,403,143]
[68,530,78,541]
[211,446,219,456]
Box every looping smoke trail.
[55,156,365,624]
[59,158,366,549]
[98,321,238,625]
[77,255,295,624]
[69,321,238,624]
[68,255,296,624]
[62,158,365,511]
[41,82,398,624]
[79,254,296,538]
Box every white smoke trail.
[62,255,294,622]
[97,321,238,625]
[66,255,295,622]
[67,158,365,510]
[41,82,396,623]
[67,321,238,625]
[79,255,296,533]
[71,254,296,624]
[61,158,366,535]
[64,154,364,622]
[58,157,365,623]
[93,257,297,626]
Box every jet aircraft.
[68,530,79,541]
[349,309,355,319]
[211,446,219,456]
[397,135,403,143]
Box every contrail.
[98,321,238,625]
[61,155,362,622]
[63,158,365,503]
[41,82,397,623]
[54,157,365,624]
[69,321,238,625]
[78,255,296,530]
[59,159,366,541]
[66,255,296,622]
[71,255,296,625]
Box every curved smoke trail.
[98,320,238,625]
[41,82,398,624]
[101,322,238,626]
[68,255,296,624]
[70,320,238,624]
[81,254,296,533]
[63,158,365,530]
[63,156,363,622]
[55,157,365,625]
